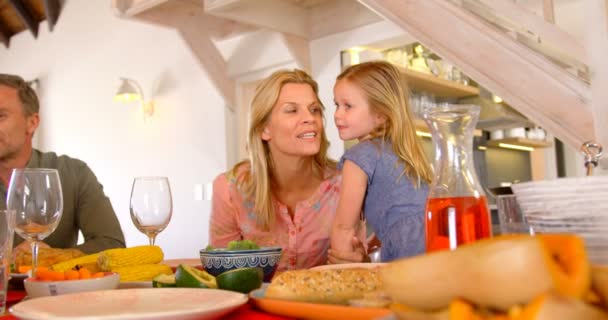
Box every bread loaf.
[15,247,85,269]
[265,267,383,304]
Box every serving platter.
[250,284,391,320]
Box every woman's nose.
[301,109,315,123]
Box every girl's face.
[262,83,323,159]
[333,79,384,141]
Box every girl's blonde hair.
[231,69,335,231]
[337,60,432,186]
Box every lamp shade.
[114,78,142,102]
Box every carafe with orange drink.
[423,104,492,252]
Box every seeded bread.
[14,247,85,270]
[265,267,383,304]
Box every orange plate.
[250,285,392,320]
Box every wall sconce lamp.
[114,77,154,121]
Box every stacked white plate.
[511,175,608,265]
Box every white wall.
[0,0,228,259]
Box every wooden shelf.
[413,118,483,137]
[403,69,479,99]
[414,118,429,132]
[486,137,552,149]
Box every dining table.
[1,258,295,320]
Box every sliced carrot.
[79,268,92,279]
[36,269,55,281]
[65,270,79,280]
[20,266,48,274]
[52,271,66,281]
[18,265,32,274]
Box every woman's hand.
[327,237,370,264]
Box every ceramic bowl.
[490,129,504,140]
[506,127,526,138]
[512,175,608,265]
[199,247,282,282]
[24,272,120,298]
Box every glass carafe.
[423,104,492,252]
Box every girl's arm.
[209,174,242,246]
[331,160,368,253]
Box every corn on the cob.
[113,263,173,282]
[98,245,164,271]
[50,253,101,272]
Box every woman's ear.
[261,127,271,141]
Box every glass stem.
[148,235,156,246]
[30,240,39,277]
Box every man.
[0,74,125,255]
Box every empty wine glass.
[6,169,63,276]
[130,177,172,246]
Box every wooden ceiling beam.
[7,0,38,37]
[112,0,236,111]
[310,0,382,39]
[461,0,586,73]
[111,0,170,17]
[43,0,61,31]
[204,0,310,38]
[358,0,593,150]
[280,33,311,72]
[0,30,8,48]
[585,0,608,152]
[112,0,258,41]
[0,18,11,48]
[195,14,258,41]
[473,0,585,65]
[543,0,555,24]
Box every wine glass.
[6,169,63,276]
[129,177,172,246]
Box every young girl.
[330,60,432,262]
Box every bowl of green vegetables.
[200,240,282,282]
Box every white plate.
[118,281,153,289]
[10,288,247,320]
[309,263,385,270]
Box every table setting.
[0,169,607,320]
[0,173,296,320]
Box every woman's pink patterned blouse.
[209,164,341,271]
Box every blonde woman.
[210,69,362,271]
[331,61,432,262]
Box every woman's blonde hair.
[337,60,432,186]
[231,69,335,231]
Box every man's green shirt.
[0,149,126,253]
